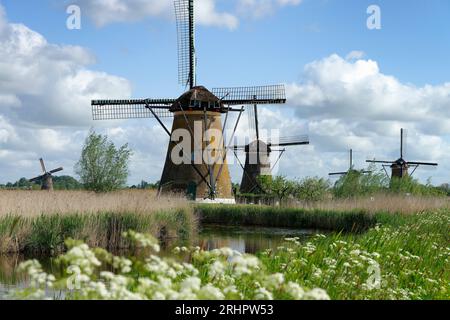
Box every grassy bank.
[12,209,449,300]
[291,194,449,214]
[0,209,196,254]
[197,194,449,232]
[0,190,196,254]
[259,209,450,299]
[196,204,404,232]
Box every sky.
[0,0,449,186]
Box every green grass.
[196,204,406,233]
[258,209,450,299]
[0,208,196,254]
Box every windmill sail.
[366,128,438,178]
[92,99,175,120]
[330,149,371,176]
[267,135,310,147]
[212,85,286,105]
[175,0,195,89]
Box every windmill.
[91,0,286,202]
[366,129,438,179]
[329,149,371,176]
[29,158,63,191]
[232,105,309,194]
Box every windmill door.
[186,181,197,201]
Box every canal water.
[0,225,319,299]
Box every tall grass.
[0,190,187,217]
[260,210,450,299]
[0,190,196,254]
[0,210,196,254]
[291,194,449,214]
[196,204,407,233]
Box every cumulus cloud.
[71,0,302,29]
[0,0,448,186]
[237,0,302,19]
[0,3,133,182]
[287,54,450,131]
[0,16,131,127]
[275,53,450,183]
[72,0,238,29]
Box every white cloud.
[73,0,238,29]
[287,54,450,128]
[72,0,302,29]
[237,0,302,19]
[0,3,133,182]
[0,17,131,127]
[276,53,450,183]
[0,2,448,186]
[345,50,365,60]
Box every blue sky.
[4,0,450,92]
[0,0,449,185]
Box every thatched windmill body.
[366,129,438,179]
[329,149,371,177]
[91,0,286,202]
[29,158,63,191]
[233,105,309,194]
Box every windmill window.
[191,100,200,108]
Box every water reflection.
[197,225,317,254]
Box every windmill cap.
[170,86,222,112]
[392,158,408,166]
[246,140,271,153]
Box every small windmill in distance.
[233,105,310,194]
[29,158,63,191]
[329,149,371,177]
[366,128,438,179]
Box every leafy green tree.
[389,176,445,197]
[14,178,34,189]
[294,177,331,202]
[52,176,83,190]
[75,131,133,192]
[133,180,159,190]
[258,175,295,203]
[438,183,450,196]
[333,165,388,199]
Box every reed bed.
[0,190,188,217]
[0,190,196,254]
[291,194,449,214]
[197,205,387,232]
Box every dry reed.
[0,190,196,254]
[291,194,449,214]
[0,190,189,217]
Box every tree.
[438,183,450,196]
[132,180,160,190]
[75,131,133,192]
[258,175,295,204]
[52,176,83,190]
[333,165,388,199]
[389,176,446,197]
[294,177,330,202]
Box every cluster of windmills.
[28,1,439,198]
[91,0,309,202]
[329,129,438,179]
[91,0,438,201]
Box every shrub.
[293,177,330,202]
[333,167,388,199]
